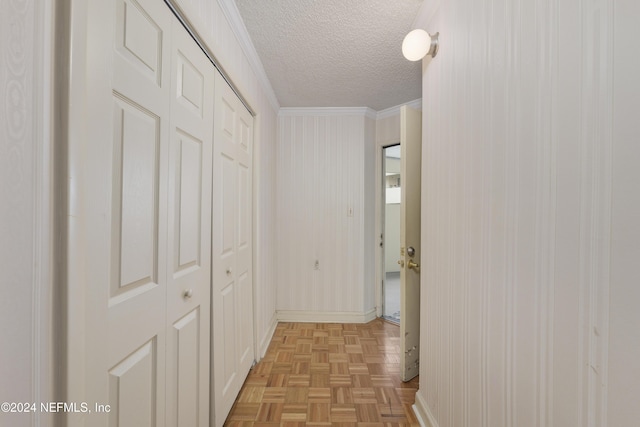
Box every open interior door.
[399,105,422,381]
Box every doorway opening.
[382,144,401,324]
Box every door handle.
[407,260,420,271]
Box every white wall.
[414,0,640,426]
[174,0,279,355]
[276,110,376,321]
[0,1,54,426]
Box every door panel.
[235,104,254,375]
[212,70,255,426]
[400,105,422,381]
[221,154,237,256]
[238,271,252,362]
[110,95,161,301]
[174,131,202,272]
[80,1,213,426]
[172,308,200,427]
[165,18,213,427]
[238,164,250,248]
[222,282,237,393]
[115,0,163,85]
[176,54,205,115]
[108,338,158,427]
[83,1,172,425]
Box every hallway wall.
[0,2,54,426]
[413,0,639,426]
[276,110,376,321]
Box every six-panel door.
[165,14,214,427]
[78,0,253,426]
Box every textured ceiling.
[234,0,423,111]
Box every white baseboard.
[413,391,439,427]
[258,312,278,359]
[277,308,377,324]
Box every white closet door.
[77,1,215,426]
[211,71,255,426]
[165,18,214,427]
[82,0,172,425]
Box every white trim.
[258,312,278,359]
[277,309,377,324]
[217,0,280,111]
[413,391,439,427]
[35,1,55,424]
[376,98,422,120]
[251,113,260,364]
[66,0,90,419]
[279,107,377,119]
[365,309,377,324]
[374,139,388,319]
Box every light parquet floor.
[224,318,420,426]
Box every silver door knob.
[183,289,193,299]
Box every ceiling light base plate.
[428,32,440,58]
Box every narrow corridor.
[224,319,420,425]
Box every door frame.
[251,113,261,364]
[376,143,402,320]
[375,139,401,318]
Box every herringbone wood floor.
[224,318,420,426]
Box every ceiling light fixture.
[402,29,439,61]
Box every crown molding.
[217,0,280,112]
[376,98,422,119]
[278,101,422,120]
[279,107,377,119]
